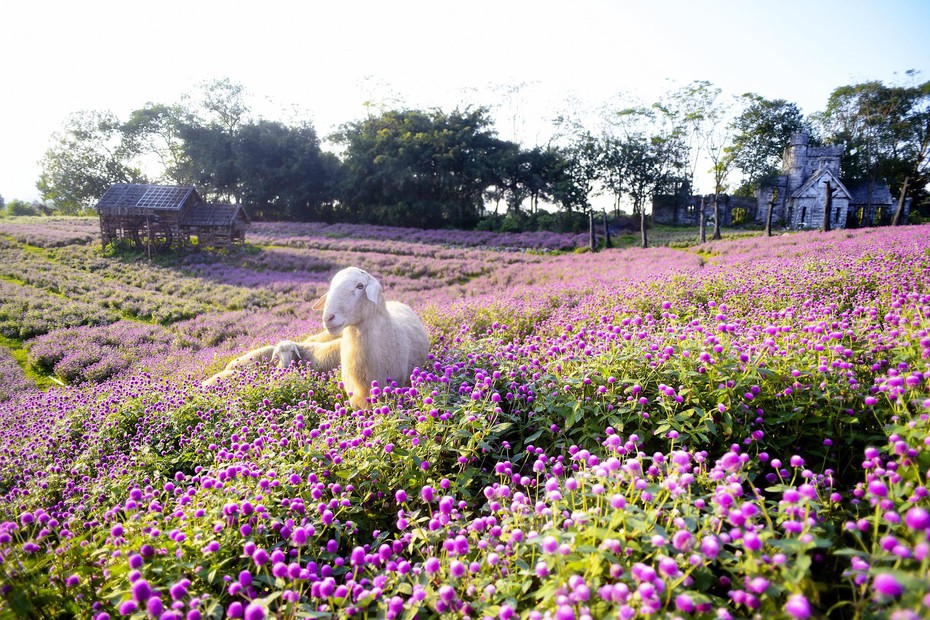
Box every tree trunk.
[640,208,648,249]
[765,189,777,237]
[712,194,721,240]
[602,209,612,248]
[822,181,832,232]
[699,196,706,244]
[892,176,909,226]
[589,209,596,250]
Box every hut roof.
[95,184,199,214]
[180,203,250,228]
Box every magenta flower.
[872,573,903,599]
[905,507,930,531]
[675,593,695,613]
[541,535,559,554]
[421,485,435,502]
[784,594,811,619]
[243,603,266,620]
[131,579,152,602]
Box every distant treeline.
[21,77,929,233]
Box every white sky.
[1,0,928,201]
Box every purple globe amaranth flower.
[395,489,408,504]
[421,485,435,502]
[131,579,152,602]
[785,594,811,620]
[904,506,930,531]
[238,570,253,587]
[227,601,244,618]
[169,581,188,600]
[867,480,888,497]
[541,535,559,554]
[243,603,265,620]
[701,535,720,559]
[118,600,138,616]
[675,594,695,613]
[438,585,455,603]
[534,560,550,578]
[672,529,694,551]
[291,527,308,546]
[872,573,903,599]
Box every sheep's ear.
[312,294,327,311]
[365,277,383,303]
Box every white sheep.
[202,331,341,387]
[270,330,342,372]
[202,344,276,386]
[313,266,430,409]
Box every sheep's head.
[312,267,383,335]
[272,341,302,367]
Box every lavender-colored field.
[0,217,927,619]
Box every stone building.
[757,132,907,229]
[651,181,757,227]
[654,132,909,230]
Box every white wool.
[203,267,429,406]
[314,267,430,409]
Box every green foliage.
[334,107,518,228]
[815,78,930,206]
[726,94,810,187]
[4,199,45,217]
[38,110,146,214]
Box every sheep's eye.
[355,283,364,289]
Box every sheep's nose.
[325,313,336,323]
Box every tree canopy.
[32,76,929,230]
[335,107,517,228]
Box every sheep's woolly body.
[340,300,429,409]
[202,345,276,386]
[203,267,429,408]
[314,267,429,409]
[274,337,342,371]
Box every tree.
[816,77,930,219]
[37,110,145,214]
[120,102,188,184]
[892,80,930,224]
[494,145,564,216]
[727,94,809,191]
[335,107,514,228]
[170,79,255,203]
[604,104,689,248]
[552,132,600,215]
[233,120,337,220]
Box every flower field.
[0,217,928,620]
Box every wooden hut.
[180,202,250,248]
[95,184,249,253]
